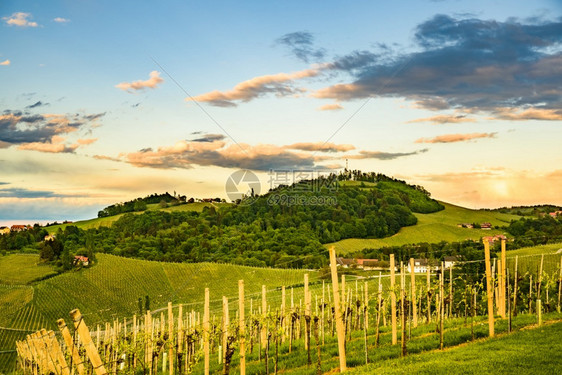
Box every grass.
[327,202,520,254]
[0,254,57,285]
[351,319,562,374]
[45,201,228,233]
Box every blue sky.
[1,0,562,223]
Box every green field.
[351,320,562,374]
[327,202,520,254]
[0,254,57,285]
[45,202,228,233]
[0,253,314,371]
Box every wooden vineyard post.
[500,238,507,318]
[483,239,495,337]
[261,285,267,352]
[304,274,312,366]
[449,265,453,318]
[410,258,417,327]
[537,254,544,326]
[558,257,562,313]
[507,268,512,333]
[203,288,210,375]
[390,254,397,345]
[375,273,382,347]
[400,263,407,357]
[439,263,444,350]
[57,318,85,375]
[328,247,347,372]
[363,281,369,365]
[426,265,431,323]
[69,309,107,375]
[177,305,183,374]
[513,256,519,316]
[168,302,174,375]
[48,329,70,375]
[239,280,246,375]
[281,286,286,343]
[222,296,229,368]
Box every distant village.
[336,256,460,273]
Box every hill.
[45,201,228,233]
[326,201,520,254]
[0,253,317,371]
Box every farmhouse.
[481,222,492,229]
[10,224,29,232]
[549,211,562,218]
[483,234,507,243]
[44,234,56,241]
[444,255,461,269]
[74,256,89,266]
[335,257,357,268]
[0,226,10,235]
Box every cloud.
[312,15,562,118]
[276,31,326,63]
[53,17,70,23]
[2,12,38,27]
[77,138,98,146]
[0,187,77,199]
[285,142,355,153]
[407,114,475,124]
[0,110,104,153]
[93,155,122,162]
[190,133,226,143]
[318,103,343,111]
[415,132,497,143]
[0,59,10,66]
[491,107,562,121]
[25,101,47,109]
[115,71,164,92]
[348,148,429,160]
[189,68,321,107]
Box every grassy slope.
[352,321,562,375]
[0,254,57,285]
[327,202,520,254]
[45,202,228,233]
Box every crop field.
[326,202,520,254]
[0,254,57,285]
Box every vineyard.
[7,240,562,374]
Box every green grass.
[507,243,562,257]
[0,254,57,285]
[327,202,520,254]
[45,202,228,233]
[351,320,562,374]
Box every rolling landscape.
[2,0,562,374]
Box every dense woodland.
[1,172,561,270]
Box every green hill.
[0,253,316,371]
[45,201,228,233]
[327,201,520,254]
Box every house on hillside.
[483,234,507,244]
[407,259,439,273]
[44,234,56,241]
[10,224,29,232]
[444,255,461,269]
[481,222,492,230]
[74,256,89,266]
[549,211,562,218]
[0,226,10,235]
[336,257,357,268]
[458,223,473,228]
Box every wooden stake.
[69,309,107,375]
[239,280,246,375]
[203,288,210,375]
[168,302,174,375]
[500,238,507,318]
[410,258,417,327]
[261,285,267,350]
[426,265,431,323]
[57,318,85,375]
[483,239,495,337]
[328,247,347,372]
[513,256,518,316]
[558,257,562,313]
[439,265,444,350]
[390,254,397,345]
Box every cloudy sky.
[1,0,562,223]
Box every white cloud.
[0,59,10,66]
[115,71,164,92]
[2,12,39,27]
[53,17,70,23]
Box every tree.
[134,200,147,211]
[144,295,150,311]
[40,243,54,261]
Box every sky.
[1,0,562,224]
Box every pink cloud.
[318,103,343,111]
[415,132,496,144]
[115,71,164,92]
